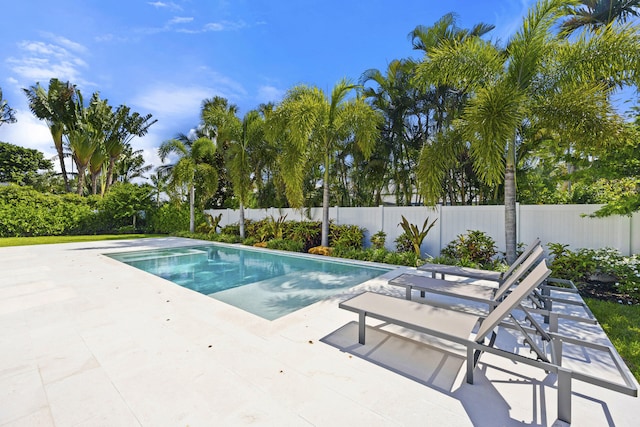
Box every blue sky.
[1,0,544,170]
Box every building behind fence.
[205,204,640,257]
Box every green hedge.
[0,185,95,237]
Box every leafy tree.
[104,105,156,192]
[158,137,218,233]
[97,182,153,231]
[0,87,16,126]
[0,142,53,185]
[225,110,266,238]
[270,79,381,246]
[114,145,152,183]
[23,78,77,192]
[149,172,168,207]
[200,97,239,209]
[413,0,639,262]
[561,0,640,34]
[66,92,111,195]
[360,59,419,206]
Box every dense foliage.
[0,185,94,237]
[439,230,500,269]
[0,142,53,185]
[548,243,640,303]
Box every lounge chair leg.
[549,313,559,334]
[543,288,552,324]
[557,367,572,424]
[358,312,366,344]
[466,347,474,384]
[552,337,563,366]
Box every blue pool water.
[107,244,390,320]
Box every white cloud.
[148,1,183,11]
[256,85,284,104]
[202,20,247,32]
[40,33,88,54]
[132,85,212,121]
[169,16,194,25]
[6,35,91,87]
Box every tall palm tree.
[114,145,152,183]
[360,59,418,205]
[23,78,77,192]
[67,92,109,195]
[0,87,16,126]
[270,79,381,247]
[226,110,266,238]
[414,0,638,262]
[158,137,218,233]
[89,143,109,195]
[561,0,640,34]
[104,106,156,192]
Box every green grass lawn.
[0,234,166,247]
[584,298,640,382]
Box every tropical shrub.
[309,246,332,256]
[220,223,240,236]
[242,236,258,246]
[370,231,386,249]
[441,230,498,268]
[0,184,95,236]
[398,216,437,258]
[330,223,365,250]
[394,232,413,253]
[266,238,304,252]
[548,244,640,301]
[285,220,321,251]
[148,202,191,234]
[96,183,154,232]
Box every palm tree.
[158,137,218,233]
[104,105,156,192]
[414,0,638,262]
[0,87,16,126]
[23,78,77,192]
[67,92,110,195]
[270,79,381,247]
[360,59,419,205]
[89,143,109,195]
[149,172,169,207]
[114,145,152,183]
[561,0,640,34]
[226,110,266,238]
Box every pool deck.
[1,237,638,426]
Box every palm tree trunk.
[76,165,87,196]
[189,184,195,233]
[321,152,331,247]
[105,157,116,192]
[504,140,517,264]
[239,202,245,239]
[91,173,98,195]
[52,129,70,192]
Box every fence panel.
[205,204,639,255]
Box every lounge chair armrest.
[542,277,579,292]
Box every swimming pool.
[107,244,391,320]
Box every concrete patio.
[1,237,638,426]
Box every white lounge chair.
[339,261,638,424]
[418,238,542,284]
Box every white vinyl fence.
[205,204,640,256]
